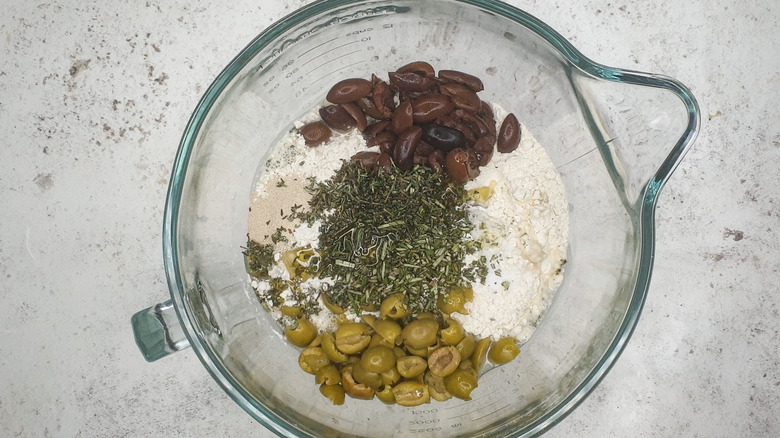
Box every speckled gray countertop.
[1,0,778,436]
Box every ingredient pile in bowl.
[244,62,569,406]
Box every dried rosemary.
[300,162,484,314]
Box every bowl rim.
[161,0,700,436]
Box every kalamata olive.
[299,121,332,147]
[473,136,495,166]
[376,152,394,170]
[392,125,422,171]
[445,147,480,184]
[326,77,373,104]
[363,119,392,140]
[351,151,380,169]
[391,100,414,134]
[497,113,521,153]
[396,61,436,78]
[356,96,388,120]
[435,114,477,144]
[454,108,491,138]
[428,150,445,173]
[366,131,396,154]
[439,83,481,112]
[437,69,484,92]
[319,104,356,131]
[372,80,396,117]
[341,102,368,132]
[411,94,455,123]
[479,100,494,118]
[388,71,437,92]
[414,141,434,158]
[421,123,467,152]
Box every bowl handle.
[131,300,191,362]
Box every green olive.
[321,331,348,363]
[379,293,410,319]
[280,305,302,318]
[471,337,492,373]
[376,384,396,404]
[444,368,478,401]
[322,294,345,314]
[373,318,402,345]
[488,337,520,365]
[392,380,431,407]
[455,334,476,359]
[315,364,341,386]
[285,318,318,348]
[396,355,428,378]
[405,344,429,358]
[369,333,393,348]
[380,364,402,386]
[440,317,465,345]
[361,314,378,327]
[428,346,461,377]
[437,287,472,315]
[341,365,374,400]
[400,318,439,350]
[319,383,345,405]
[298,347,330,375]
[335,322,372,355]
[424,371,452,402]
[352,361,383,389]
[415,312,437,320]
[360,345,396,373]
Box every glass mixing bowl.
[131,0,699,436]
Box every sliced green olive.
[471,337,492,373]
[360,345,396,373]
[361,314,378,327]
[400,318,439,350]
[352,361,383,389]
[369,333,393,348]
[380,364,402,386]
[319,383,345,405]
[341,365,374,400]
[437,287,472,315]
[392,380,431,407]
[376,384,396,404]
[315,364,341,386]
[488,337,520,365]
[424,371,452,402]
[321,331,348,363]
[280,305,302,318]
[373,318,402,345]
[322,294,345,314]
[396,355,428,378]
[455,334,476,359]
[335,322,372,355]
[379,293,410,319]
[444,368,478,401]
[298,347,330,375]
[428,346,461,377]
[415,312,437,320]
[285,318,318,347]
[440,317,465,345]
[404,344,429,358]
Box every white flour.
[455,105,568,342]
[248,105,569,343]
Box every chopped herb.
[298,162,479,314]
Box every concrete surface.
[1,0,778,436]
